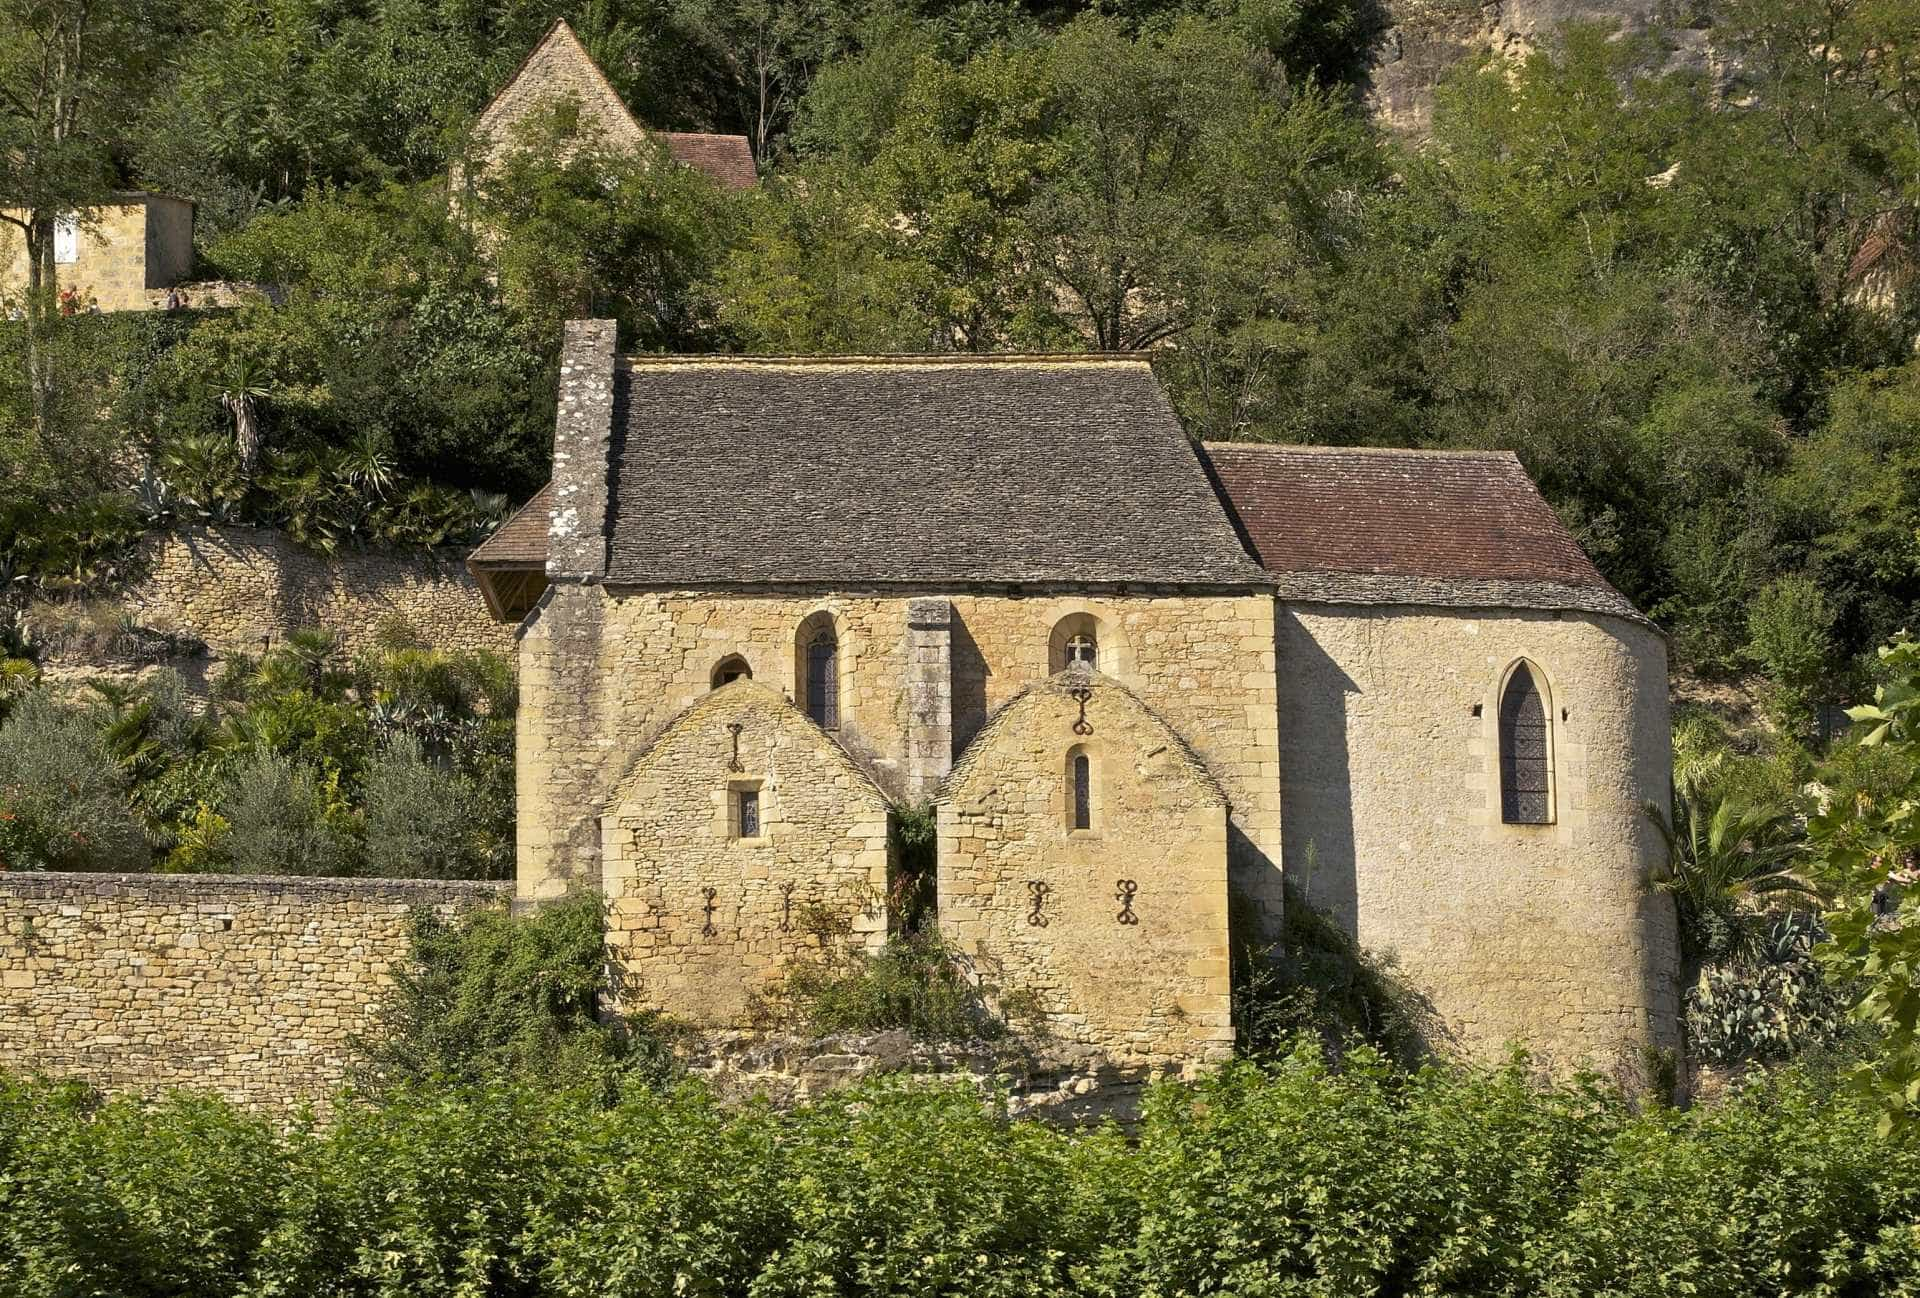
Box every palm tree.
[1647,788,1821,961]
[216,359,270,478]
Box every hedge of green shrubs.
[5,1049,1920,1298]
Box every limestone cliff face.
[1366,0,1721,134]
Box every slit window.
[1499,663,1552,825]
[1072,753,1091,829]
[736,788,761,838]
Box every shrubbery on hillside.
[0,626,514,879]
[3,1052,1920,1297]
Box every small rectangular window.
[737,788,760,838]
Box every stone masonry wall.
[1276,603,1679,1074]
[937,672,1234,1067]
[601,680,893,1026]
[0,202,187,313]
[517,588,1281,918]
[0,872,508,1109]
[120,526,514,659]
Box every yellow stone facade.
[1276,603,1679,1073]
[937,671,1234,1066]
[600,680,893,1026]
[0,196,193,313]
[516,587,1281,895]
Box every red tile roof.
[1201,443,1645,622]
[662,132,757,190]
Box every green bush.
[5,1055,1920,1296]
[0,692,150,871]
[353,891,677,1103]
[218,751,357,877]
[760,927,1018,1042]
[362,737,507,881]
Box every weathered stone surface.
[517,589,1283,924]
[686,1029,1164,1125]
[1367,0,1721,136]
[937,670,1235,1067]
[110,525,514,660]
[600,679,894,1026]
[1277,602,1679,1075]
[0,872,508,1110]
[0,196,193,312]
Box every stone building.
[470,320,1678,1076]
[0,193,194,313]
[458,19,757,197]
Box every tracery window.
[1499,662,1552,825]
[804,630,839,729]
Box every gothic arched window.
[804,629,839,730]
[1499,662,1552,825]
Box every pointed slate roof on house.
[602,355,1270,587]
[1199,442,1647,623]
[473,19,756,191]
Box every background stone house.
[0,193,194,313]
[456,19,756,198]
[471,320,1678,1077]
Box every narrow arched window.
[1072,751,1092,830]
[805,630,838,729]
[1050,612,1104,673]
[1499,663,1552,825]
[711,655,752,688]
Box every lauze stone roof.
[602,356,1270,587]
[470,334,1650,626]
[1201,442,1646,623]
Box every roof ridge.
[1202,441,1521,461]
[620,352,1152,367]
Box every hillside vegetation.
[0,0,1914,734]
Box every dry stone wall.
[601,680,893,1026]
[120,526,513,660]
[0,872,508,1109]
[937,672,1234,1067]
[1275,602,1678,1074]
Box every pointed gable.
[471,19,755,190]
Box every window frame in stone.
[53,214,78,265]
[728,779,766,841]
[711,654,752,688]
[1065,743,1097,834]
[1497,660,1554,826]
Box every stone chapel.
[469,320,1679,1075]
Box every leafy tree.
[1810,634,1920,1135]
[1650,785,1818,964]
[0,0,183,438]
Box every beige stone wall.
[0,872,508,1109]
[517,588,1280,917]
[1276,602,1678,1072]
[937,672,1233,1066]
[0,202,180,313]
[120,526,514,659]
[601,680,893,1026]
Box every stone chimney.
[905,598,954,802]
[546,318,617,583]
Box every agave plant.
[1648,787,1821,961]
